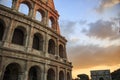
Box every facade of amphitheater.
[0,0,72,80]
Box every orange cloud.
[96,0,120,13]
[68,45,120,69]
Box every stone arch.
[12,26,26,46]
[99,77,104,80]
[0,19,5,41]
[48,39,55,55]
[67,72,70,80]
[47,68,55,80]
[35,9,45,22]
[0,0,13,8]
[59,70,64,80]
[19,3,30,15]
[18,0,33,15]
[3,63,22,80]
[28,66,41,80]
[48,16,55,28]
[32,33,43,51]
[59,44,64,58]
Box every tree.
[111,69,120,80]
[77,74,89,80]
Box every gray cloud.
[87,20,118,39]
[60,20,77,38]
[68,45,120,69]
[79,20,87,25]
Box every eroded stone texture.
[0,0,72,80]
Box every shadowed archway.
[47,68,55,80]
[28,66,41,80]
[3,63,22,80]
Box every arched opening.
[67,72,70,80]
[48,17,55,28]
[47,68,55,80]
[48,19,52,27]
[59,44,64,58]
[12,27,25,45]
[48,39,55,55]
[99,77,104,80]
[19,3,29,15]
[59,71,64,80]
[32,33,43,51]
[3,63,21,80]
[0,0,12,8]
[28,66,41,80]
[0,20,5,41]
[35,11,42,21]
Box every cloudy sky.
[0,0,120,79]
[54,0,120,78]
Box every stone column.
[70,70,72,80]
[42,10,48,25]
[2,19,15,48]
[0,57,3,80]
[45,33,48,57]
[65,69,67,80]
[46,11,49,27]
[64,44,68,59]
[15,0,20,11]
[26,26,33,53]
[42,33,46,55]
[23,61,29,80]
[12,0,17,10]
[0,57,6,80]
[18,72,24,80]
[24,26,30,52]
[4,20,14,42]
[44,63,48,80]
[56,39,59,59]
[23,70,28,80]
[29,3,35,18]
[56,66,60,80]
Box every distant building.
[91,70,112,80]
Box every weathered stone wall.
[0,0,72,80]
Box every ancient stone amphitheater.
[0,0,72,80]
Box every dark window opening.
[59,71,64,80]
[59,45,64,58]
[3,63,21,80]
[67,72,70,80]
[0,22,5,41]
[33,34,39,50]
[12,28,24,45]
[48,39,55,55]
[47,68,55,80]
[28,67,40,80]
[32,33,43,51]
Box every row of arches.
[0,20,65,58]
[0,0,57,29]
[2,63,71,80]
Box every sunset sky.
[54,0,120,79]
[0,0,120,79]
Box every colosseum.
[0,0,72,80]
